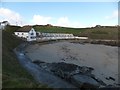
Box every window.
[31,36,35,39]
[31,33,34,35]
[17,33,19,35]
[22,33,24,35]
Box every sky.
[0,2,118,28]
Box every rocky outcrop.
[71,74,100,88]
[33,61,106,88]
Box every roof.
[2,21,9,23]
[16,26,33,32]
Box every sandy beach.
[25,41,118,86]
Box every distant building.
[46,24,53,27]
[0,21,9,30]
[38,32,75,40]
[14,26,88,41]
[95,25,101,28]
[14,26,36,41]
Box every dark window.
[31,33,34,35]
[30,37,35,39]
[22,33,24,35]
[17,33,19,35]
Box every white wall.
[14,32,29,38]
[27,28,37,41]
[14,28,37,41]
[74,36,88,39]
[41,33,74,37]
[0,24,6,30]
[37,32,76,40]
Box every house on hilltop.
[0,21,9,30]
[14,26,36,41]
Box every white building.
[14,26,36,41]
[37,32,75,40]
[14,26,88,41]
[41,33,74,38]
[0,21,9,30]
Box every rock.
[109,77,115,81]
[61,58,65,61]
[32,61,107,88]
[51,62,78,72]
[71,74,100,88]
[116,83,120,86]
[40,62,95,81]
[79,66,94,74]
[105,77,109,80]
[50,62,94,74]
[32,60,45,65]
[92,76,106,86]
[105,77,115,81]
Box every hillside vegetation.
[78,27,118,40]
[2,25,47,88]
[33,25,85,35]
[33,25,118,40]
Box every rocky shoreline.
[33,60,107,88]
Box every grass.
[33,25,85,35]
[33,25,118,40]
[2,25,49,88]
[78,27,118,40]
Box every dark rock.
[71,74,100,88]
[32,60,45,65]
[92,76,106,86]
[79,66,94,74]
[105,77,109,80]
[61,58,65,61]
[50,62,94,75]
[35,62,105,88]
[42,62,95,80]
[70,41,85,45]
[51,62,78,72]
[109,77,115,81]
[105,77,115,81]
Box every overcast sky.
[0,2,118,28]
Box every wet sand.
[25,41,118,86]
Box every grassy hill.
[33,25,86,35]
[2,25,48,88]
[78,27,118,40]
[33,25,118,40]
